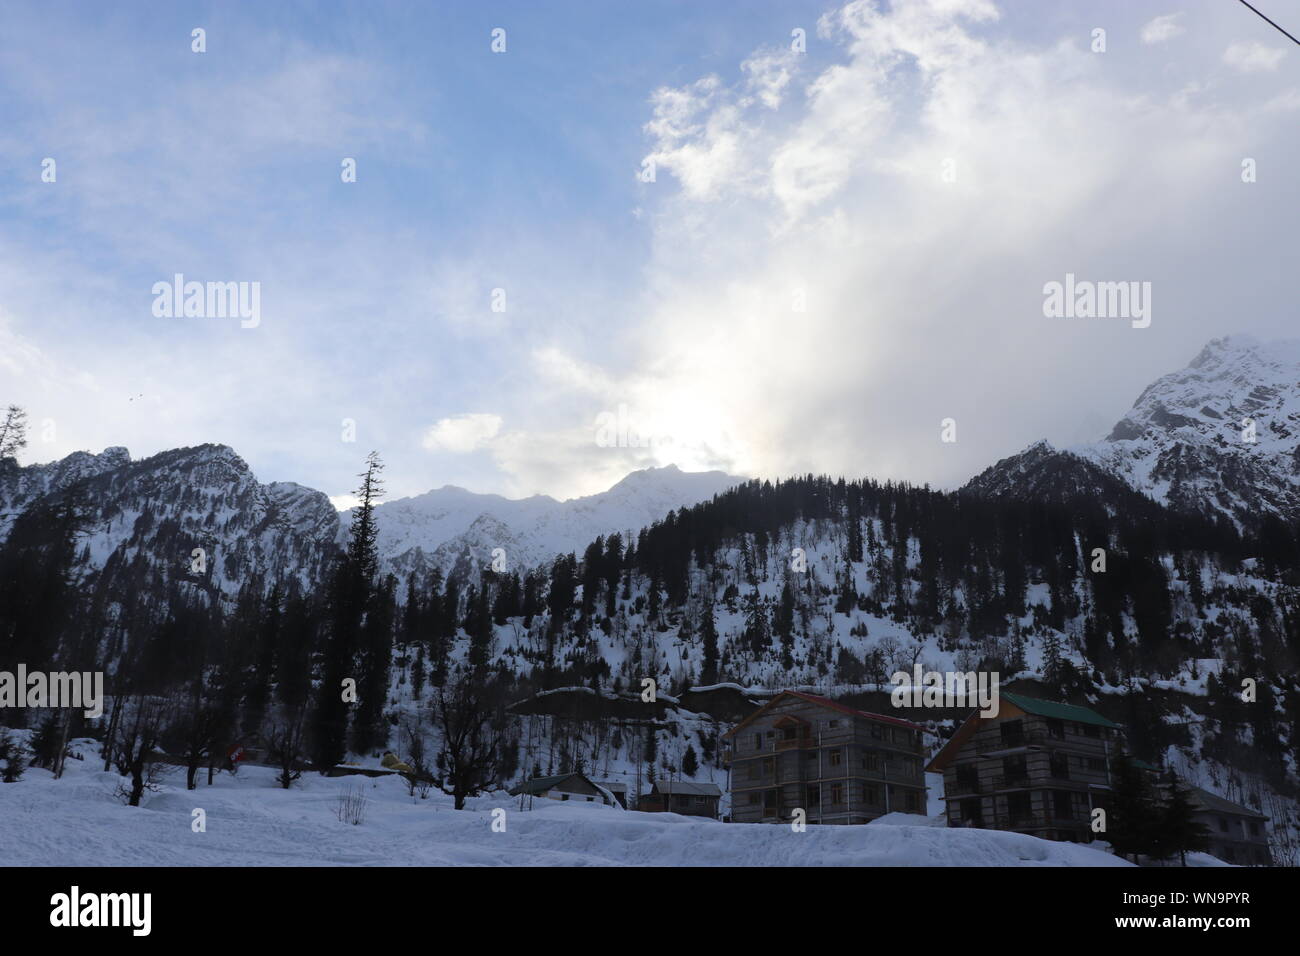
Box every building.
[599,781,629,809]
[509,772,617,807]
[638,780,722,818]
[724,691,928,825]
[927,692,1122,842]
[1183,786,1271,866]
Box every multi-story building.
[724,691,928,825]
[926,692,1120,842]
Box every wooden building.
[600,781,629,809]
[724,691,928,825]
[638,780,722,818]
[509,772,616,807]
[1183,786,1271,866]
[927,692,1121,842]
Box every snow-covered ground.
[0,743,1132,867]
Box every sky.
[1,0,1297,508]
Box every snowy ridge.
[352,464,742,580]
[1072,336,1300,524]
[968,336,1300,526]
[1,447,741,602]
[0,443,340,598]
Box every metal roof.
[1000,692,1121,729]
[1187,786,1267,820]
[652,781,723,797]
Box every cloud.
[1140,14,1184,45]
[1223,41,1287,73]
[527,0,1300,495]
[421,414,503,453]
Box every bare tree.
[432,672,507,809]
[266,708,308,789]
[113,696,169,806]
[167,687,227,790]
[401,714,433,799]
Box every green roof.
[1001,692,1121,729]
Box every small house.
[509,772,616,807]
[639,780,723,818]
[1184,787,1271,866]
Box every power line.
[1237,0,1300,46]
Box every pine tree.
[700,603,720,686]
[1108,754,1161,862]
[1156,775,1211,866]
[682,744,699,777]
[313,452,384,770]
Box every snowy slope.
[352,464,742,579]
[0,752,1133,867]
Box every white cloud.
[521,0,1300,496]
[1140,14,1184,45]
[1223,41,1287,73]
[421,413,503,453]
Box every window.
[1050,753,1070,780]
[781,726,797,740]
[1081,724,1100,738]
[828,748,842,767]
[1046,718,1064,739]
[748,761,761,780]
[830,784,844,804]
[1003,756,1027,782]
[959,797,982,826]
[956,764,978,792]
[1218,816,1229,833]
[1006,792,1031,823]
[762,757,775,777]
[904,791,919,811]
[1249,820,1261,837]
[754,734,762,751]
[561,794,569,801]
[1053,790,1072,820]
[871,724,883,739]
[1087,757,1106,772]
[828,719,839,729]
[862,752,880,771]
[1000,719,1023,742]
[748,792,760,805]
[808,784,820,806]
[865,785,881,805]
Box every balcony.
[992,772,1031,790]
[976,731,1049,755]
[947,777,981,797]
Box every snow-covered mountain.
[967,335,1300,526]
[1,444,340,598]
[352,464,743,580]
[1,444,741,599]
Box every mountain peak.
[975,335,1300,526]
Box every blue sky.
[2,0,1298,505]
